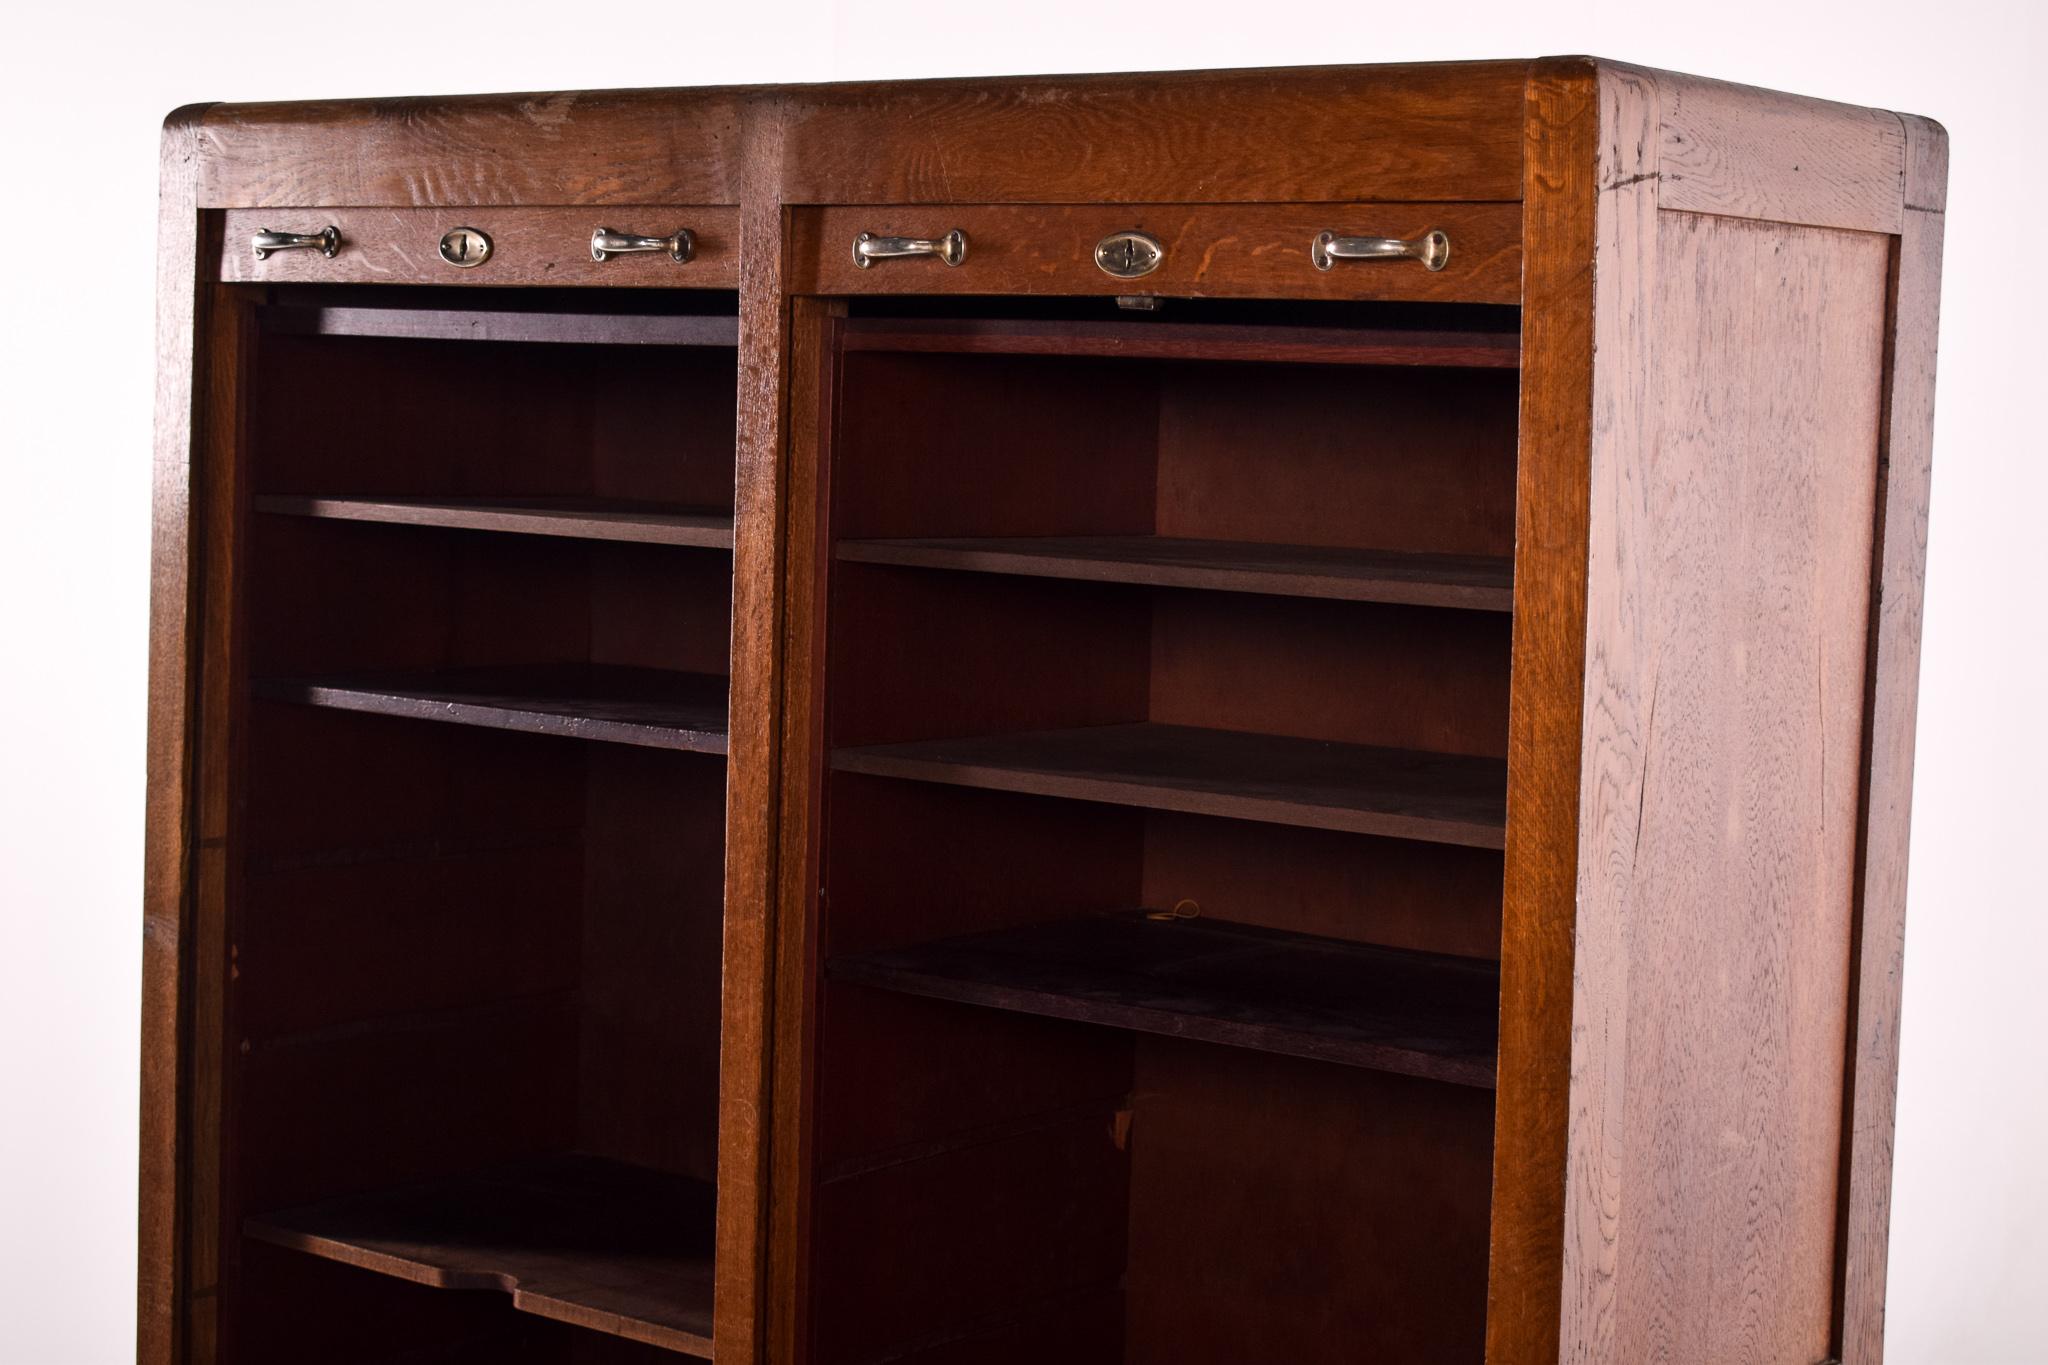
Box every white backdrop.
[2,3,2041,1360]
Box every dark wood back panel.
[1147,592,1512,757]
[577,745,728,1182]
[254,332,738,511]
[1124,1042,1494,1364]
[1154,362,1520,556]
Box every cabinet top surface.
[165,57,1941,223]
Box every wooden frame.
[145,58,1945,1365]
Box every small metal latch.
[1095,230,1164,279]
[438,226,493,268]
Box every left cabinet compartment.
[196,286,741,1363]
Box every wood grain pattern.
[713,102,795,1365]
[244,1155,716,1357]
[1646,66,1906,233]
[835,535,1512,610]
[1835,115,1947,1365]
[833,723,1508,849]
[789,202,1520,304]
[772,63,1530,205]
[1484,61,1604,1365]
[1551,61,1662,1364]
[220,207,740,288]
[1595,205,1886,1365]
[253,495,735,549]
[191,90,746,208]
[829,913,1501,1085]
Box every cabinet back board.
[144,58,1945,1365]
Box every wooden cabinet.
[144,59,1947,1365]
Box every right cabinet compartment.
[794,300,1520,1364]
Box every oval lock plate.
[1095,230,1164,279]
[438,226,493,268]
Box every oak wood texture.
[1484,66,1604,1363]
[713,119,804,1365]
[145,56,1945,1365]
[829,912,1501,1085]
[254,495,736,549]
[257,303,739,347]
[835,534,1513,610]
[833,723,1508,848]
[1483,59,1944,1365]
[840,315,1519,367]
[189,89,746,208]
[220,207,740,288]
[255,664,730,753]
[1836,114,1947,1365]
[789,202,1520,304]
[244,1154,716,1356]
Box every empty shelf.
[260,304,738,347]
[836,535,1513,610]
[255,496,735,548]
[245,1154,715,1357]
[256,664,729,753]
[832,722,1505,848]
[831,913,1499,1087]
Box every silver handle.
[852,229,967,269]
[1311,228,1450,272]
[591,227,695,264]
[252,226,340,260]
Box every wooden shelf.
[260,304,739,348]
[832,723,1505,848]
[840,317,1519,368]
[245,1154,715,1357]
[255,495,736,549]
[831,913,1499,1087]
[836,535,1513,610]
[256,664,729,753]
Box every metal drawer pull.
[1311,228,1450,272]
[252,226,341,260]
[852,229,967,268]
[591,227,695,264]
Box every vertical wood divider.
[715,97,792,1365]
[1486,57,1605,1365]
[185,286,256,1365]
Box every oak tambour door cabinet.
[144,59,1946,1365]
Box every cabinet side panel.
[142,106,216,1365]
[1836,114,1947,1365]
[1598,211,1889,1364]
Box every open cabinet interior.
[800,302,1520,1364]
[219,287,740,1363]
